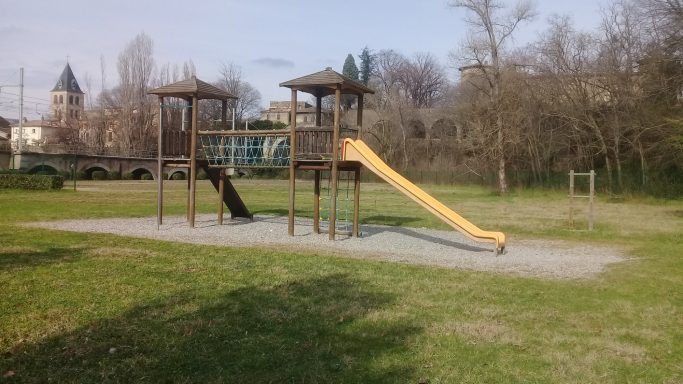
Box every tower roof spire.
[51,62,83,93]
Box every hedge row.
[0,174,64,190]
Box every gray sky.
[0,0,606,120]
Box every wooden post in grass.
[157,96,164,228]
[353,167,361,237]
[314,169,321,234]
[569,169,595,231]
[329,84,342,240]
[569,169,575,227]
[589,170,595,231]
[288,89,297,236]
[217,168,225,225]
[188,95,198,228]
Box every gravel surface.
[29,215,625,279]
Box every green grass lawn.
[1,179,682,383]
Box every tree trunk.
[638,139,647,187]
[497,120,508,193]
[588,117,613,192]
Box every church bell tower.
[50,63,84,121]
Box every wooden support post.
[288,90,298,236]
[353,167,361,237]
[217,168,225,225]
[357,94,364,140]
[314,170,321,234]
[185,99,192,222]
[186,172,191,221]
[189,95,198,228]
[157,97,164,228]
[569,169,574,227]
[589,170,595,231]
[315,95,322,127]
[221,100,228,130]
[329,85,342,240]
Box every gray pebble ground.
[30,215,625,280]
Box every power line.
[0,70,18,86]
[0,91,51,103]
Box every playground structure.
[149,68,506,254]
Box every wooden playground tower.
[149,68,375,239]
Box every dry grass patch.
[86,247,161,259]
[429,319,522,345]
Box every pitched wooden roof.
[148,76,237,100]
[280,67,375,97]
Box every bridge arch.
[407,119,427,139]
[27,162,61,175]
[168,170,187,180]
[431,118,459,139]
[123,164,156,180]
[80,163,111,180]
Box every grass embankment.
[1,179,681,383]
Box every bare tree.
[449,0,536,193]
[401,53,447,108]
[111,32,157,154]
[370,49,413,169]
[214,62,262,123]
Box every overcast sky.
[0,0,607,120]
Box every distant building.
[260,101,331,126]
[0,116,10,141]
[50,63,85,121]
[10,119,73,147]
[10,63,83,149]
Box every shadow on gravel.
[2,274,421,383]
[363,215,421,227]
[360,225,492,253]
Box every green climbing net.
[199,134,290,167]
[319,170,354,235]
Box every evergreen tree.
[358,47,374,85]
[341,54,360,110]
[342,54,359,80]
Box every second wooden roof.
[148,76,237,100]
[279,67,375,97]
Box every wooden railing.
[296,126,358,160]
[162,130,190,157]
[164,126,359,161]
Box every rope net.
[319,170,353,235]
[199,134,290,168]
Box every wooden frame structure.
[148,76,251,228]
[148,69,374,241]
[280,67,374,239]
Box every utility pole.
[1,68,24,169]
[18,68,24,154]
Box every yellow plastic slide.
[342,138,506,254]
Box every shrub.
[76,171,87,180]
[0,174,64,190]
[91,171,108,180]
[196,169,208,180]
[108,171,121,180]
[122,173,134,180]
[141,173,154,180]
[170,172,186,180]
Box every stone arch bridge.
[8,150,187,180]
